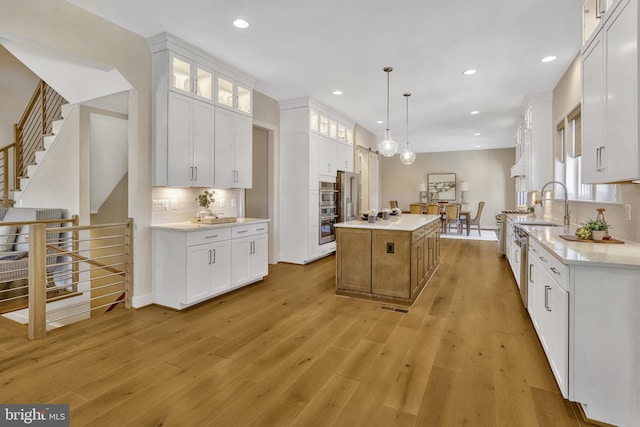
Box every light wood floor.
[0,239,596,426]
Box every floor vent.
[380,306,409,314]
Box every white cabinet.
[166,93,214,186]
[214,107,252,188]
[582,0,639,183]
[217,75,252,115]
[152,220,269,310]
[279,98,355,264]
[571,264,640,427]
[232,231,268,287]
[169,52,214,103]
[336,142,354,172]
[186,239,231,303]
[149,33,255,188]
[527,239,569,398]
[511,94,553,192]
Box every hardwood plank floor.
[0,238,596,426]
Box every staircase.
[0,80,67,207]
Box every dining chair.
[444,204,461,234]
[426,204,439,215]
[389,200,399,209]
[470,201,485,235]
[409,204,423,214]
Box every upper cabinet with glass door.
[309,108,354,145]
[170,53,214,103]
[216,75,252,115]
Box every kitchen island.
[334,214,441,305]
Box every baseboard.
[573,402,617,427]
[132,293,154,308]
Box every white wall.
[380,148,516,228]
[1,0,153,307]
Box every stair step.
[51,119,64,135]
[43,135,55,149]
[60,103,73,118]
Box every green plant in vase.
[577,218,610,240]
[196,189,216,219]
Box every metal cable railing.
[0,218,133,339]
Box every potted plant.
[580,218,610,240]
[195,189,216,219]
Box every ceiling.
[66,0,583,154]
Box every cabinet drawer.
[529,239,568,290]
[186,228,232,246]
[232,223,269,238]
[411,226,425,243]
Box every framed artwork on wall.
[427,173,456,201]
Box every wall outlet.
[152,199,169,211]
[170,199,178,210]
[218,198,225,208]
[625,204,632,220]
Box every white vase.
[534,206,544,218]
[591,230,606,241]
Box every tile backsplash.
[152,187,243,224]
[545,183,640,243]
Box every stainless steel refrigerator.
[336,171,360,223]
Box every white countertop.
[150,218,269,232]
[521,224,640,269]
[334,214,440,231]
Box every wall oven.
[319,181,338,245]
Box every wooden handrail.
[1,80,67,207]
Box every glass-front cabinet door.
[237,84,251,114]
[170,53,213,102]
[216,75,252,115]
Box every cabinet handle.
[190,166,194,181]
[212,248,216,264]
[539,256,547,263]
[544,285,551,311]
[208,249,212,265]
[237,230,248,234]
[529,263,534,283]
[256,227,265,231]
[599,146,605,172]
[550,267,561,275]
[205,235,218,239]
[194,166,198,181]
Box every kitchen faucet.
[540,181,570,228]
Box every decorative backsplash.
[151,187,242,224]
[545,183,640,243]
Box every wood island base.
[335,215,441,306]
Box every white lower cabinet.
[152,221,268,310]
[527,239,569,398]
[231,232,268,288]
[186,240,231,303]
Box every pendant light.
[378,67,398,157]
[399,92,416,165]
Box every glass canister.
[595,208,609,238]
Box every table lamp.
[460,181,470,203]
[417,183,428,203]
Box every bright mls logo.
[0,404,69,426]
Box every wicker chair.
[444,204,462,234]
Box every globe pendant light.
[378,67,398,157]
[400,92,416,165]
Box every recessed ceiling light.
[541,55,557,63]
[474,132,481,136]
[470,110,479,115]
[333,90,343,95]
[463,69,477,75]
[233,19,249,29]
[376,120,384,124]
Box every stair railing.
[0,80,66,207]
